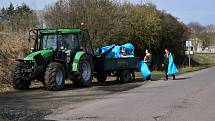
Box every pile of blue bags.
[95,43,134,58]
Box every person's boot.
[165,75,168,80]
[173,75,176,80]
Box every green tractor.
[11,28,94,91]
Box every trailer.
[94,56,140,84]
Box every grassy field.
[192,53,215,64]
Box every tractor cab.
[28,28,93,55]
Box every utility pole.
[186,39,193,67]
[188,47,191,67]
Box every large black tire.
[73,55,93,87]
[120,70,132,83]
[45,62,65,91]
[96,71,107,85]
[11,62,31,90]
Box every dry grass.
[0,32,29,89]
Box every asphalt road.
[1,67,215,121]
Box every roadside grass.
[192,53,215,65]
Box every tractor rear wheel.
[45,62,65,91]
[11,62,31,90]
[74,55,93,87]
[120,70,132,83]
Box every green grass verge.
[192,53,215,65]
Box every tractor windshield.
[62,34,79,51]
[42,34,57,50]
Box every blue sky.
[0,0,214,25]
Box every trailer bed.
[104,57,139,70]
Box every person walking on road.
[144,49,152,80]
[144,49,152,70]
[162,48,178,80]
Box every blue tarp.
[167,54,179,75]
[95,44,115,55]
[138,60,151,80]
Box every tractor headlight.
[67,57,70,63]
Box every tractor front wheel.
[45,62,65,91]
[11,62,31,90]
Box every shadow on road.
[175,77,192,80]
[24,77,146,92]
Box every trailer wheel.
[96,71,107,85]
[120,70,132,83]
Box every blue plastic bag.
[122,43,134,55]
[167,54,179,75]
[138,60,151,80]
[105,45,121,58]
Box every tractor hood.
[24,50,54,61]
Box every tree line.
[187,22,215,50]
[3,1,214,66]
[43,0,189,66]
[0,3,38,33]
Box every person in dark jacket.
[144,49,152,70]
[162,48,176,80]
[144,49,152,80]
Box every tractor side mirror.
[30,47,34,52]
[60,46,64,50]
[60,46,67,52]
